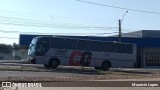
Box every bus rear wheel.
[102,61,111,71]
[49,59,59,69]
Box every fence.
[0,50,27,60]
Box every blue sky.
[0,0,160,44]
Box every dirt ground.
[0,62,160,81]
[0,62,160,90]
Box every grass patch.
[0,66,50,72]
[0,66,154,76]
[100,71,134,75]
[96,70,149,76]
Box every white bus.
[27,36,136,71]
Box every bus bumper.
[27,56,36,64]
[30,58,36,64]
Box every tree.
[0,43,12,53]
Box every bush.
[0,44,12,53]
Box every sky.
[0,0,160,44]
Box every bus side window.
[65,39,77,50]
[51,38,64,49]
[90,41,102,51]
[102,42,114,52]
[115,43,125,53]
[125,44,133,54]
[78,40,90,50]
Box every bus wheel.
[49,59,59,69]
[102,61,111,71]
[94,67,102,70]
[44,64,51,68]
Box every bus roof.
[34,35,136,45]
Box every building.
[112,30,160,68]
[19,30,160,68]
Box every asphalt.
[111,68,160,74]
[0,60,160,74]
[0,61,160,90]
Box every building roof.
[19,31,160,48]
[117,30,160,38]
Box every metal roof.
[19,34,160,48]
[116,30,160,38]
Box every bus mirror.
[29,44,33,49]
[29,46,31,49]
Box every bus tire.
[49,59,59,69]
[44,64,51,68]
[102,61,111,71]
[94,67,102,70]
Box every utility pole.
[12,43,16,62]
[118,19,121,42]
[118,11,128,42]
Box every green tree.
[0,43,12,53]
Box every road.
[0,61,160,90]
[5,87,160,90]
[0,62,160,81]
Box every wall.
[143,48,160,68]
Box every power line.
[0,28,118,40]
[0,29,20,33]
[0,21,118,30]
[0,9,50,22]
[1,9,119,25]
[0,37,18,39]
[121,32,160,38]
[0,29,118,35]
[0,11,118,28]
[121,32,142,37]
[0,32,117,40]
[122,28,140,31]
[0,15,118,30]
[1,32,159,40]
[76,0,160,15]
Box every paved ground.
[0,61,160,90]
[0,60,21,63]
[4,87,159,90]
[0,63,159,82]
[111,68,160,74]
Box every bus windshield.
[35,37,50,56]
[28,38,38,56]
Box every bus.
[27,36,136,71]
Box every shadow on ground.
[111,69,153,74]
[0,62,157,75]
[43,66,106,75]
